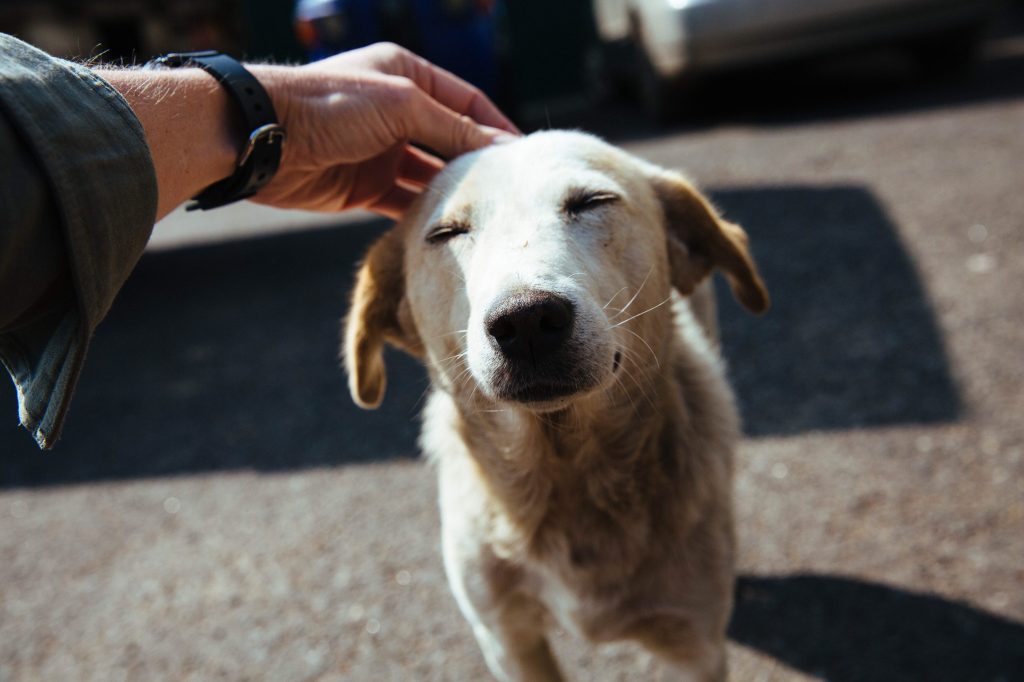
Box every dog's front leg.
[465,609,563,682]
[626,615,727,682]
[442,542,563,681]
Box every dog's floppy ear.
[652,171,770,314]
[342,228,422,409]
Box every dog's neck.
[451,373,674,560]
[435,316,735,565]
[420,294,738,570]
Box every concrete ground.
[2,10,1024,681]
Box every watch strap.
[146,51,286,210]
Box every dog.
[342,130,768,681]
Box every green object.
[503,0,597,107]
[0,33,157,448]
[239,0,305,63]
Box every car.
[590,0,1004,118]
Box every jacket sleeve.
[0,33,158,448]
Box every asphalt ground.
[2,9,1024,681]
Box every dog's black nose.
[485,293,575,365]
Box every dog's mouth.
[499,381,581,404]
[489,351,620,408]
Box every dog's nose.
[485,293,575,364]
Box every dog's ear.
[342,228,422,409]
[652,171,769,314]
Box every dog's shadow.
[711,186,961,436]
[730,573,1024,681]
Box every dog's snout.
[485,293,575,364]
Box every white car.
[591,0,1003,117]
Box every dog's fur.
[342,131,768,681]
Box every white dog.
[343,131,768,681]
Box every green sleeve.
[0,33,158,448]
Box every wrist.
[245,64,293,156]
[100,67,240,219]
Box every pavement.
[2,10,1024,681]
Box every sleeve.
[0,33,158,449]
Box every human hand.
[249,43,520,219]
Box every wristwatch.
[146,50,286,211]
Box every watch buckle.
[237,123,286,168]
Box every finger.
[402,88,516,160]
[397,145,443,188]
[402,54,521,135]
[369,183,421,220]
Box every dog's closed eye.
[563,188,620,219]
[426,221,471,245]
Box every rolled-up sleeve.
[0,33,157,448]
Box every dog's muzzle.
[483,291,583,402]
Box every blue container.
[294,0,499,96]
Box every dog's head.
[343,131,768,412]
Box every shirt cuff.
[0,34,158,448]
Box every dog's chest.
[492,476,662,638]
[522,540,650,643]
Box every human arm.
[99,42,519,221]
[2,36,516,448]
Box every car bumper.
[652,0,1001,77]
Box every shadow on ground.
[730,574,1024,681]
[711,186,960,436]
[0,184,959,486]
[0,218,429,487]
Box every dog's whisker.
[609,369,642,416]
[412,382,435,411]
[452,365,475,387]
[609,295,672,329]
[608,266,654,321]
[618,328,660,369]
[439,350,470,365]
[602,285,630,311]
[438,356,470,375]
[442,265,468,284]
[441,361,469,377]
[616,361,657,411]
[435,329,469,338]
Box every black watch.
[146,50,286,211]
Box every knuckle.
[451,114,479,151]
[374,75,415,108]
[372,41,407,60]
[389,77,418,103]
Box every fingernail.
[479,125,520,145]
